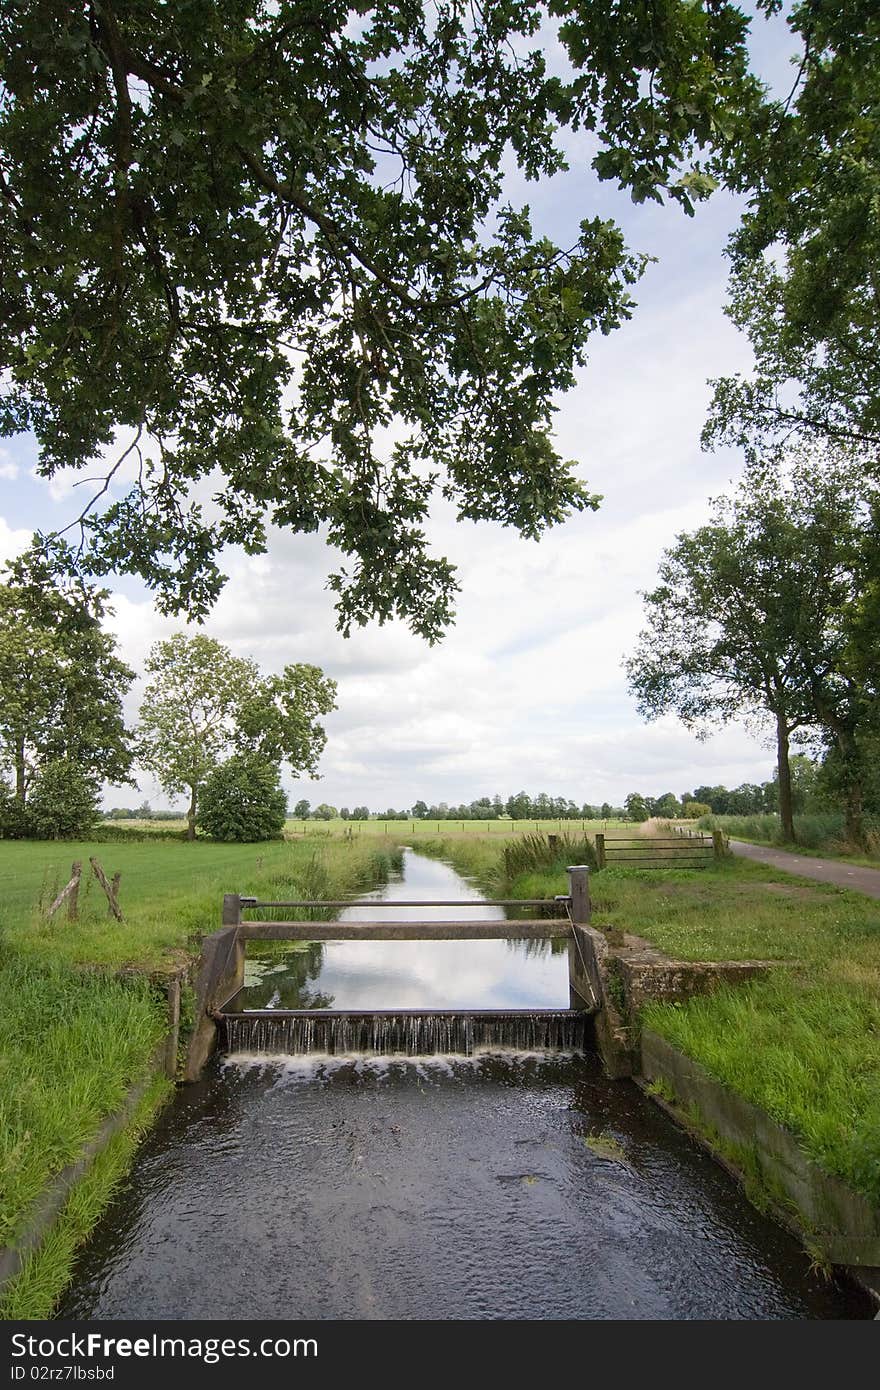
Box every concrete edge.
[0,1043,170,1298]
[637,1027,880,1309]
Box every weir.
[219,1008,590,1056]
[185,864,599,1077]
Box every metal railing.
[220,865,593,932]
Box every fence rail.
[595,831,723,870]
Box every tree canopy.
[705,1,880,461]
[138,632,336,837]
[0,1,765,640]
[0,546,134,803]
[626,452,878,842]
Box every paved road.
[729,839,880,901]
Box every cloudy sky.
[0,12,800,814]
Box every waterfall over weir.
[220,1009,590,1057]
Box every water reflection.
[237,848,570,1011]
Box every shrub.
[25,760,99,839]
[197,755,287,842]
[0,780,32,839]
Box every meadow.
[0,832,402,1316]
[283,816,632,837]
[0,834,402,971]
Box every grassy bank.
[0,832,402,1317]
[696,812,880,865]
[0,1073,173,1320]
[423,831,880,1206]
[0,961,168,1248]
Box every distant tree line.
[292,793,625,822]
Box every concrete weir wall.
[184,926,245,1082]
[569,922,772,1080]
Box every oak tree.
[138,632,336,838]
[0,546,134,804]
[626,453,876,842]
[0,1,762,640]
[705,2,880,462]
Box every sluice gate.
[186,867,602,1077]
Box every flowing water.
[57,850,871,1320]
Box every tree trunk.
[187,784,197,841]
[15,740,26,803]
[844,773,865,848]
[776,715,796,843]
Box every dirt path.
[729,840,880,901]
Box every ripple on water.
[57,1052,871,1322]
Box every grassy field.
[96,816,633,840]
[0,835,402,972]
[421,831,880,1205]
[287,816,632,837]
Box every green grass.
[0,831,403,1316]
[642,978,880,1204]
[282,816,631,838]
[0,959,168,1248]
[0,1073,172,1320]
[0,835,402,971]
[422,830,880,1206]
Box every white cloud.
[0,515,32,567]
[0,447,19,482]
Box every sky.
[0,10,802,815]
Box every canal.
[57,850,870,1320]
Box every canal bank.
[0,838,403,1319]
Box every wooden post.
[712,829,726,860]
[567,865,591,925]
[89,858,124,921]
[45,861,82,921]
[222,893,242,928]
[595,833,606,870]
[67,861,82,921]
[109,871,121,918]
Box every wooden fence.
[595,831,724,870]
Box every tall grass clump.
[502,831,597,881]
[695,811,878,853]
[417,831,596,901]
[0,958,166,1246]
